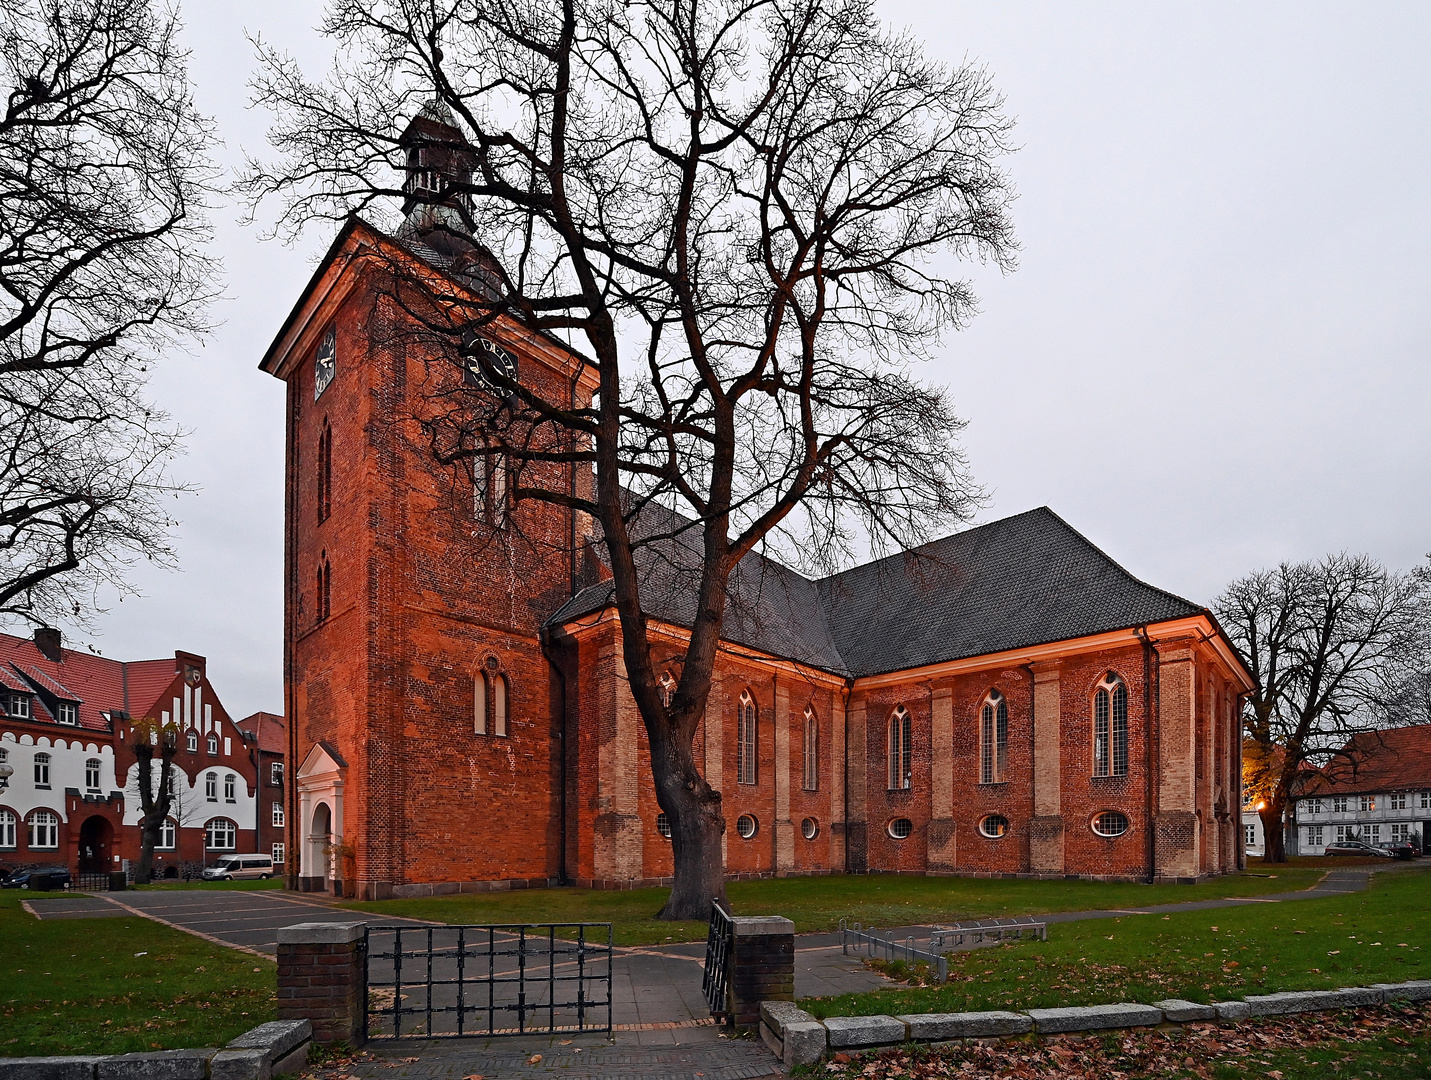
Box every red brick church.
[261,106,1252,900]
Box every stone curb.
[0,1021,312,1080]
[759,979,1431,1066]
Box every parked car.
[1323,840,1394,858]
[201,854,275,881]
[1377,839,1419,861]
[1,865,72,889]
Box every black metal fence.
[702,899,732,1019]
[364,923,613,1039]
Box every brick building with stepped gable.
[261,103,1252,899]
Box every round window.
[656,812,671,839]
[736,814,758,839]
[979,814,1009,839]
[801,817,819,841]
[887,817,913,840]
[1092,810,1130,837]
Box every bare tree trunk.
[130,731,176,885]
[650,727,726,920]
[1259,798,1287,864]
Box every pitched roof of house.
[1298,724,1431,797]
[236,711,286,755]
[548,505,1206,678]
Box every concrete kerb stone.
[771,978,1431,1067]
[0,1019,315,1080]
[1025,1003,1163,1034]
[898,1011,1032,1040]
[1153,999,1217,1023]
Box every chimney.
[34,627,61,663]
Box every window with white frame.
[802,706,818,792]
[1359,795,1375,812]
[888,706,912,791]
[1366,823,1380,843]
[56,702,77,725]
[1307,825,1324,847]
[1304,798,1323,815]
[272,802,284,827]
[85,758,101,792]
[271,762,284,786]
[272,843,286,864]
[1244,823,1256,846]
[1092,672,1128,777]
[1423,791,1431,810]
[33,752,50,788]
[205,772,217,801]
[1390,792,1407,811]
[1335,824,1353,843]
[206,818,236,850]
[8,694,28,718]
[28,809,58,848]
[186,731,198,752]
[223,774,236,802]
[736,690,757,786]
[158,817,176,849]
[979,690,1008,784]
[207,733,218,755]
[0,808,14,848]
[1390,823,1411,843]
[1333,796,1348,813]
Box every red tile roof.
[1298,724,1431,797]
[236,711,286,755]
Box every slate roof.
[547,505,1205,678]
[1297,725,1431,797]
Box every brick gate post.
[276,922,367,1046]
[727,915,795,1030]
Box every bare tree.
[245,0,1016,918]
[127,718,179,884]
[0,0,218,628]
[1216,554,1429,863]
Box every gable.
[298,739,348,779]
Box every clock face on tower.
[314,326,336,401]
[462,333,519,390]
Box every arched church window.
[979,689,1009,784]
[888,706,911,791]
[737,690,757,785]
[317,419,332,523]
[1093,672,1129,777]
[658,671,676,709]
[475,656,509,737]
[802,706,819,791]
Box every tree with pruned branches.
[0,0,218,629]
[1217,553,1430,863]
[127,717,179,885]
[244,0,1017,919]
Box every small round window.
[979,814,1009,839]
[656,812,671,839]
[736,814,758,839]
[1092,810,1129,837]
[887,817,913,840]
[801,817,819,841]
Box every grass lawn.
[0,889,275,1056]
[800,865,1431,1018]
[338,867,1324,947]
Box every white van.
[202,854,276,881]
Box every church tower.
[260,103,596,899]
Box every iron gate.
[702,900,732,1019]
[364,923,613,1039]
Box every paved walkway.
[22,864,1417,1079]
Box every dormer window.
[57,702,78,725]
[7,694,28,719]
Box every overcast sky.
[67,2,1431,720]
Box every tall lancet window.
[888,706,912,791]
[802,706,819,791]
[737,690,757,785]
[979,689,1009,784]
[1093,672,1129,777]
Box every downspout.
[842,676,853,874]
[540,623,570,887]
[1135,626,1160,885]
